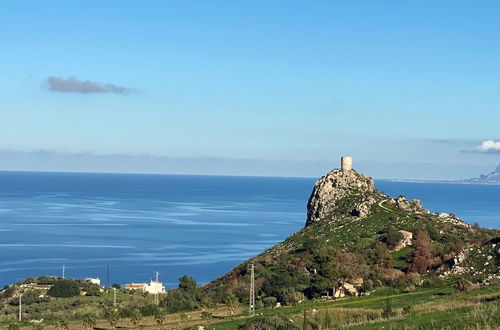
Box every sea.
[0,171,499,288]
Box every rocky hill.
[201,164,500,305]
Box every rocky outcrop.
[305,169,377,227]
[393,230,413,251]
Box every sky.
[1,1,499,179]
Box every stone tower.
[341,156,352,171]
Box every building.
[341,156,353,171]
[125,283,147,291]
[144,280,165,294]
[84,277,101,286]
[125,280,165,294]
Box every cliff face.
[305,169,378,227]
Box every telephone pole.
[154,271,160,305]
[249,263,255,316]
[113,288,117,307]
[106,265,110,288]
[62,265,65,279]
[18,293,22,321]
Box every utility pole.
[62,265,65,279]
[154,271,160,305]
[113,288,117,307]
[18,293,22,322]
[249,263,255,316]
[106,265,110,289]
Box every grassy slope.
[208,283,500,329]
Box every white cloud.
[475,140,500,153]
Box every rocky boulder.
[305,169,377,227]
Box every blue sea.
[0,171,499,288]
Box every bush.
[263,296,277,308]
[7,323,20,330]
[82,282,101,296]
[386,230,404,246]
[2,286,15,298]
[382,298,394,318]
[454,278,476,293]
[47,279,80,298]
[160,290,197,312]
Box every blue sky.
[1,1,499,179]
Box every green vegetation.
[0,170,498,329]
[47,279,80,298]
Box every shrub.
[2,286,15,298]
[82,313,96,330]
[154,307,167,324]
[386,230,404,246]
[406,272,421,284]
[82,282,101,296]
[47,279,80,298]
[7,323,20,330]
[382,298,394,318]
[160,290,197,312]
[454,278,475,293]
[130,309,142,326]
[263,296,277,308]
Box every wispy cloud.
[46,76,135,94]
[470,140,500,153]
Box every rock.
[305,169,376,226]
[393,230,413,251]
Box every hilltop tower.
[341,156,352,171]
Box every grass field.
[1,283,498,329]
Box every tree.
[154,307,167,324]
[409,231,433,273]
[160,290,196,312]
[104,308,119,328]
[47,279,80,298]
[82,313,96,330]
[56,317,69,330]
[130,309,142,326]
[225,293,238,315]
[112,283,121,289]
[178,275,197,293]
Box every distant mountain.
[464,164,500,184]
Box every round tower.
[341,156,352,171]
